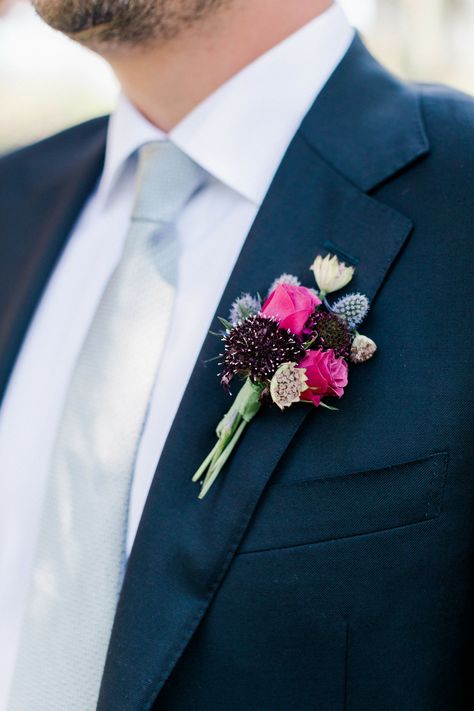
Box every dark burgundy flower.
[220,315,306,389]
[305,310,353,360]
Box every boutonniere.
[193,253,377,498]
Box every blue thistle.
[267,273,301,296]
[229,293,262,326]
[332,292,370,329]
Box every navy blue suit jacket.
[1,37,473,710]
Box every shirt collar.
[98,3,354,207]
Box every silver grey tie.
[8,142,204,711]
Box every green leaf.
[319,401,339,411]
[237,378,264,422]
[218,317,233,331]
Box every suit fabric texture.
[0,36,473,711]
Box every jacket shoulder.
[0,116,109,186]
[418,82,474,119]
[416,83,474,160]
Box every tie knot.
[132,141,205,224]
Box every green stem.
[191,439,222,482]
[210,412,242,470]
[192,377,264,497]
[199,420,247,499]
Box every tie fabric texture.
[8,142,204,710]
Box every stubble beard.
[31,0,229,50]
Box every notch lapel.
[98,38,429,711]
[0,118,108,405]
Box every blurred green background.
[1,0,474,152]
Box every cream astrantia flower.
[350,334,377,363]
[270,362,308,410]
[310,254,355,296]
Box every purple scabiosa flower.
[220,315,306,390]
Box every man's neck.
[104,0,334,132]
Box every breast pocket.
[239,452,448,554]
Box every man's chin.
[31,0,112,35]
[32,0,229,49]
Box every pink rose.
[298,349,348,406]
[261,284,320,337]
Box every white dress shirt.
[0,4,353,707]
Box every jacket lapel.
[0,118,107,406]
[98,37,429,711]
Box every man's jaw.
[66,21,115,41]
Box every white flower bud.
[350,334,377,364]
